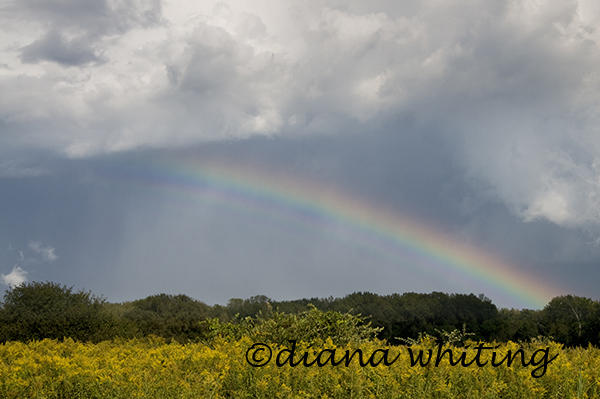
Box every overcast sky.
[2,0,600,308]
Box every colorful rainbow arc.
[114,157,564,308]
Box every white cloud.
[28,241,58,262]
[2,1,600,227]
[1,266,27,288]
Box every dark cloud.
[9,0,162,37]
[1,1,599,231]
[20,30,102,66]
[1,1,600,307]
[6,0,161,69]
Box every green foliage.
[492,308,543,342]
[1,281,599,346]
[0,281,117,342]
[541,295,600,346]
[222,295,272,320]
[244,291,499,343]
[200,305,382,345]
[397,325,475,346]
[121,293,211,342]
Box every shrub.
[200,305,382,345]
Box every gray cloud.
[1,0,600,230]
[8,0,162,37]
[6,0,161,69]
[20,30,102,66]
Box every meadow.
[2,283,599,398]
[0,337,598,399]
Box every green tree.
[0,281,116,342]
[541,295,600,346]
[123,293,211,342]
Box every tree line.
[0,281,598,346]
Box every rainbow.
[109,155,564,308]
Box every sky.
[1,0,600,309]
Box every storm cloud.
[1,1,600,307]
[2,0,600,228]
[20,30,103,66]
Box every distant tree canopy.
[227,292,499,343]
[0,281,115,342]
[1,282,599,346]
[121,293,212,341]
[540,295,600,346]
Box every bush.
[200,305,382,345]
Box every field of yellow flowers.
[0,337,598,399]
